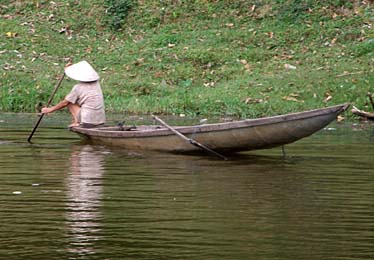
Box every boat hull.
[70,104,349,153]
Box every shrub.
[104,0,134,30]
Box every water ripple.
[0,120,373,259]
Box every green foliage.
[104,0,134,30]
[0,0,373,118]
[275,0,355,22]
[350,40,374,57]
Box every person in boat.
[41,60,106,128]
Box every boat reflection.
[65,145,105,257]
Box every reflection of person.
[41,61,105,128]
[66,145,104,256]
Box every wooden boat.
[70,103,349,154]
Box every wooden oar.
[27,73,66,143]
[152,115,228,160]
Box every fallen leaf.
[331,37,337,46]
[244,97,263,104]
[3,63,14,70]
[59,26,73,38]
[324,95,332,102]
[282,95,304,103]
[337,115,344,122]
[284,64,296,70]
[323,92,333,102]
[2,14,16,20]
[59,27,67,34]
[203,82,215,87]
[154,72,163,78]
[134,58,144,66]
[134,35,143,42]
[5,31,17,38]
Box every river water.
[0,113,373,260]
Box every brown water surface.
[0,113,373,260]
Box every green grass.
[1,0,373,118]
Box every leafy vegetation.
[104,0,134,30]
[0,0,373,118]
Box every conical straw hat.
[64,60,99,82]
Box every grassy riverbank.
[1,1,373,118]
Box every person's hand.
[41,107,52,114]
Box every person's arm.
[41,99,70,114]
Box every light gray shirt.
[65,81,105,125]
